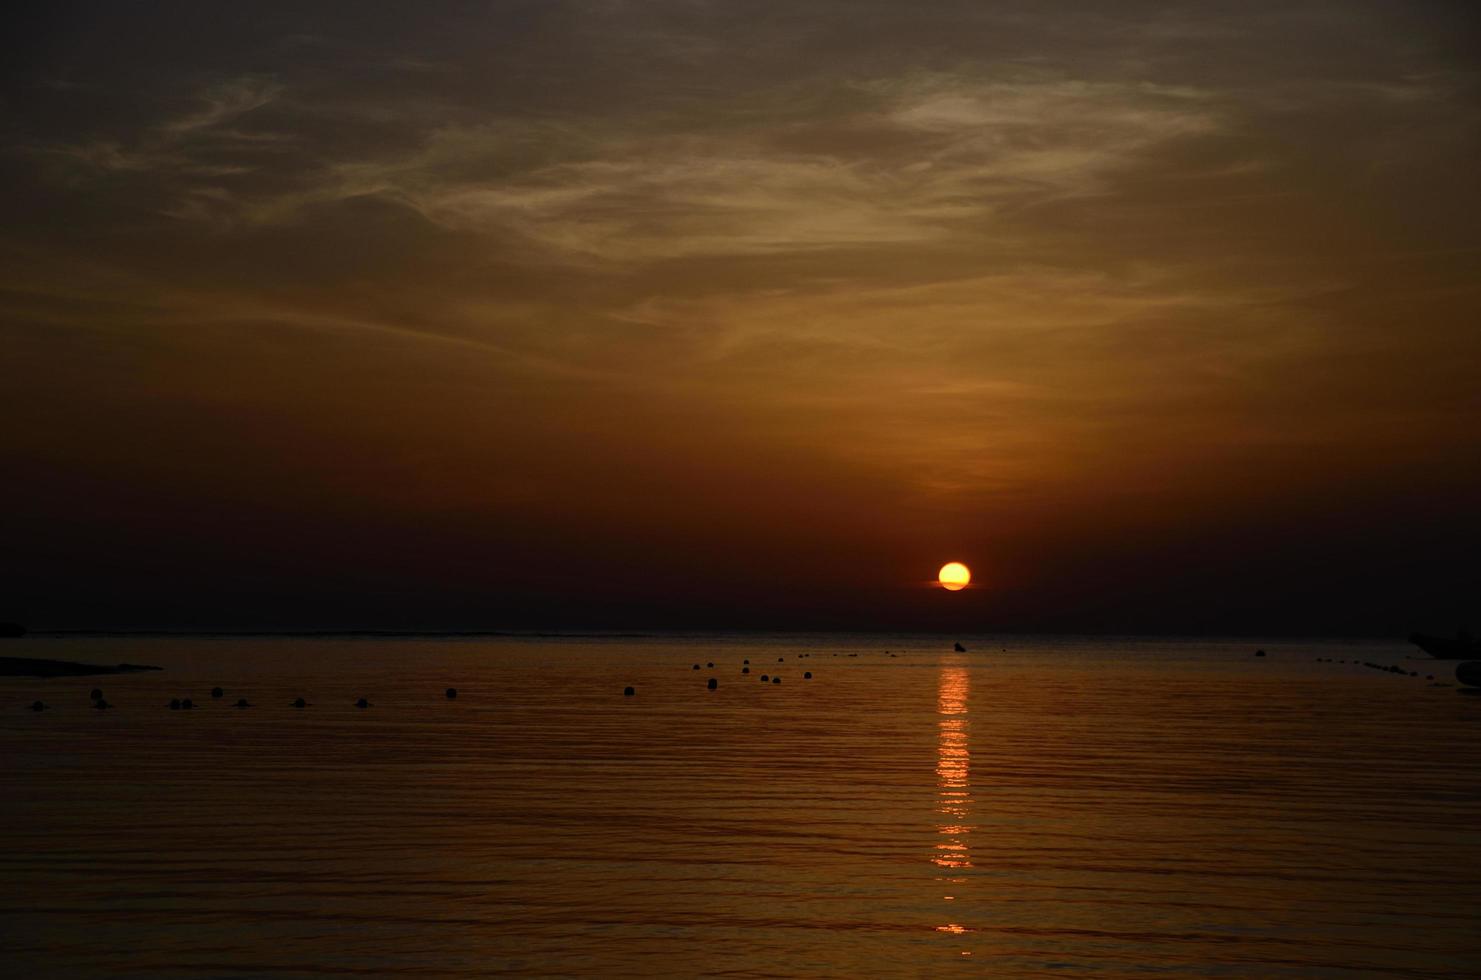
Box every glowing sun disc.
[938,562,971,591]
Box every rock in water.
[707,678,718,690]
[953,642,966,652]
[1455,662,1481,688]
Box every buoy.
[707,678,718,690]
[30,700,47,712]
[804,671,812,679]
[291,697,307,709]
[211,687,224,699]
[354,697,370,709]
[90,688,103,701]
[623,686,635,697]
[445,688,458,699]
[235,698,250,709]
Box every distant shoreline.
[0,656,163,677]
[12,628,1414,643]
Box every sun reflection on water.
[935,663,974,946]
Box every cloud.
[189,72,1229,264]
[24,75,286,183]
[157,77,283,137]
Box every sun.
[938,562,971,591]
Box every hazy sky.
[3,1,1478,632]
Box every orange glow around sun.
[938,562,971,591]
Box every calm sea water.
[2,634,1479,978]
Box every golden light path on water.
[934,661,973,953]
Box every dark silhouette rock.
[30,700,47,711]
[706,661,714,668]
[291,697,307,709]
[761,674,769,682]
[181,698,194,709]
[354,697,370,708]
[1409,630,1481,660]
[772,676,781,684]
[707,678,718,690]
[234,698,251,708]
[445,688,458,699]
[742,667,750,674]
[804,671,812,679]
[93,699,111,710]
[90,688,103,701]
[168,699,181,710]
[623,686,635,697]
[1456,662,1481,688]
[778,657,784,662]
[693,664,700,670]
[211,687,224,699]
[1255,649,1266,657]
[0,622,26,638]
[743,659,750,665]
[953,642,966,652]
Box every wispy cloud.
[168,72,1230,264]
[26,75,286,183]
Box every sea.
[2,634,1479,978]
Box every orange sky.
[2,2,1478,631]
